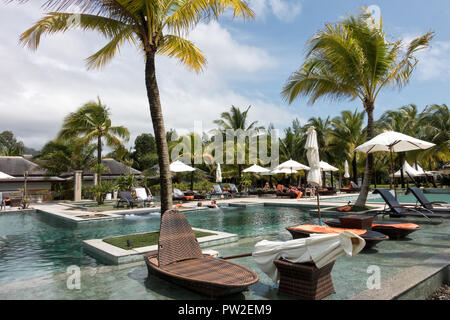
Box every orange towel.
[292,225,367,236]
[296,192,303,199]
[338,206,352,212]
[372,223,420,230]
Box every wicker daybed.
[286,225,389,250]
[144,210,259,298]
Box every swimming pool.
[0,205,449,300]
[0,206,312,286]
[327,192,450,204]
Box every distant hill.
[24,147,40,156]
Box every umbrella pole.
[389,149,397,199]
[316,187,322,226]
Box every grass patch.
[103,230,216,250]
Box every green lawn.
[103,230,216,250]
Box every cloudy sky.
[1,0,449,151]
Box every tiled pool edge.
[83,228,239,265]
[350,248,450,300]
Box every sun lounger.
[286,225,388,250]
[229,184,247,197]
[116,191,143,208]
[324,219,421,240]
[406,187,450,214]
[317,188,337,196]
[144,210,259,298]
[134,187,153,207]
[207,185,232,199]
[372,189,445,220]
[340,182,361,193]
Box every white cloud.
[249,0,302,22]
[401,34,450,81]
[0,5,301,151]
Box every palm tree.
[329,109,366,183]
[58,98,130,181]
[281,10,433,206]
[378,104,420,187]
[169,132,212,191]
[419,104,450,167]
[37,139,97,176]
[213,105,263,179]
[17,0,254,213]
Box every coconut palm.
[419,104,450,166]
[169,132,212,191]
[17,0,254,213]
[281,10,433,206]
[213,105,263,179]
[329,109,366,183]
[58,98,130,181]
[378,104,421,187]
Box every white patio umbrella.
[243,164,270,174]
[320,161,339,172]
[216,163,222,183]
[276,159,310,171]
[354,131,435,198]
[305,126,323,225]
[0,171,14,180]
[271,168,298,175]
[169,160,195,173]
[320,161,339,188]
[275,159,309,185]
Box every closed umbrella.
[306,126,323,225]
[216,163,222,183]
[344,160,350,179]
[354,131,435,198]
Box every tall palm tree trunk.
[352,153,357,183]
[145,53,173,213]
[97,134,102,183]
[355,101,374,207]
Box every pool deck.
[27,192,387,224]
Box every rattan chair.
[144,210,259,298]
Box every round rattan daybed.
[286,225,389,250]
[144,210,259,298]
[323,219,421,240]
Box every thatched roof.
[0,156,65,182]
[60,158,142,177]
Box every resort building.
[0,156,65,201]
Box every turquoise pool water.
[0,205,449,300]
[327,193,450,204]
[0,206,312,286]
